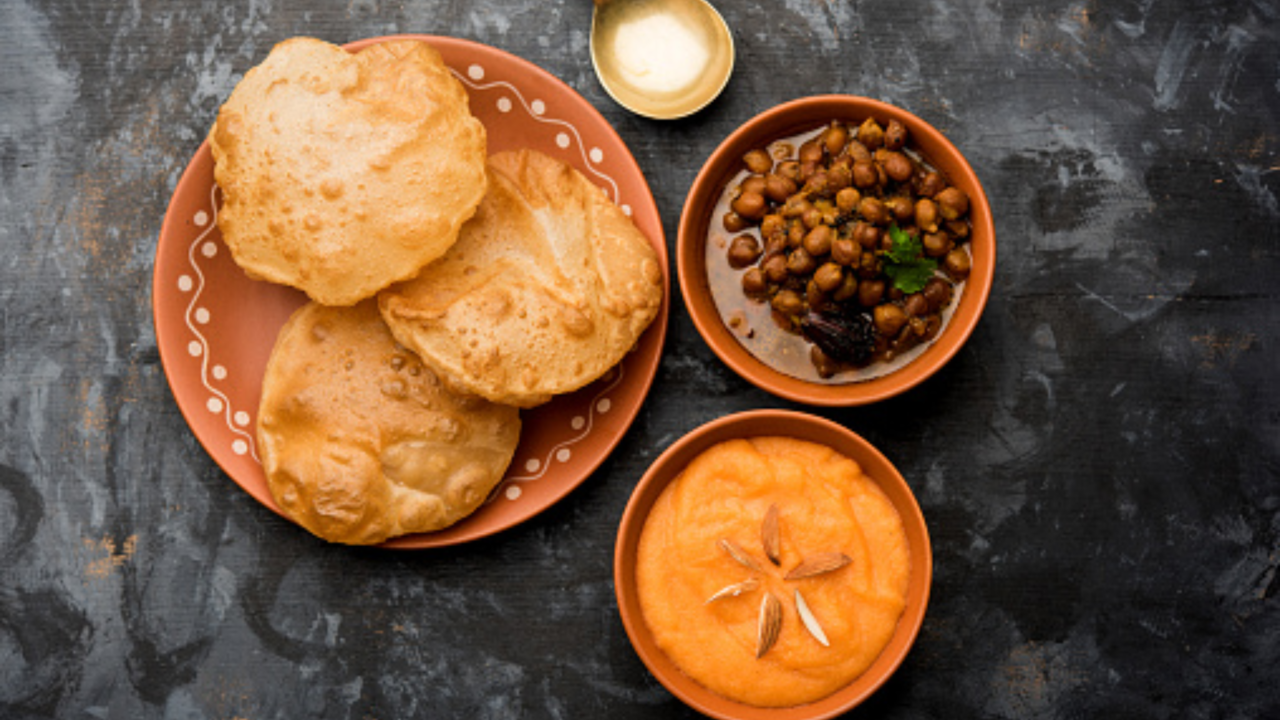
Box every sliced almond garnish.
[704,578,760,604]
[718,538,763,571]
[756,591,782,658]
[761,504,781,565]
[795,589,830,647]
[784,551,852,580]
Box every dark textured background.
[2,0,1278,718]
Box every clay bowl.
[614,410,932,720]
[677,95,995,405]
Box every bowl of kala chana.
[614,410,932,719]
[677,95,995,405]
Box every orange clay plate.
[153,35,669,548]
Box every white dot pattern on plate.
[556,132,571,149]
[621,205,633,216]
[449,61,622,204]
[494,361,629,498]
[173,186,262,467]
[589,148,604,163]
[597,398,612,413]
[505,485,522,500]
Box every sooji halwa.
[706,117,973,383]
[635,437,910,707]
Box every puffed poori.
[257,300,521,545]
[378,149,664,407]
[209,37,487,306]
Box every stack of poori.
[208,37,663,545]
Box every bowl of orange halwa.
[614,409,932,719]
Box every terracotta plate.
[153,35,669,548]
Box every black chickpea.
[803,225,834,256]
[761,214,786,240]
[723,211,748,232]
[915,198,939,233]
[799,139,824,165]
[935,187,970,220]
[832,273,859,302]
[727,235,762,268]
[836,187,861,213]
[831,238,859,266]
[732,190,767,220]
[858,197,889,226]
[917,171,946,198]
[922,231,952,258]
[765,174,797,202]
[852,160,878,189]
[884,119,908,151]
[716,117,974,378]
[772,289,805,316]
[743,149,773,175]
[883,152,913,183]
[855,223,881,249]
[824,123,850,155]
[786,247,818,275]
[886,196,915,223]
[787,222,806,247]
[922,277,953,310]
[944,247,971,278]
[762,254,789,283]
[858,278,885,307]
[902,293,929,317]
[858,118,884,149]
[814,262,844,292]
[874,304,908,336]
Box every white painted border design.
[451,65,623,204]
[182,184,261,463]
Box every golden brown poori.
[209,37,487,306]
[378,149,664,408]
[257,300,521,545]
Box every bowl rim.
[614,409,933,720]
[676,94,996,406]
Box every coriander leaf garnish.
[882,225,937,294]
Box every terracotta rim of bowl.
[615,409,933,720]
[677,95,995,405]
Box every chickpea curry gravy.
[706,119,973,383]
[635,437,911,708]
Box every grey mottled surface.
[2,0,1278,718]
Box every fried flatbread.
[257,300,521,545]
[378,149,664,407]
[209,37,487,306]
